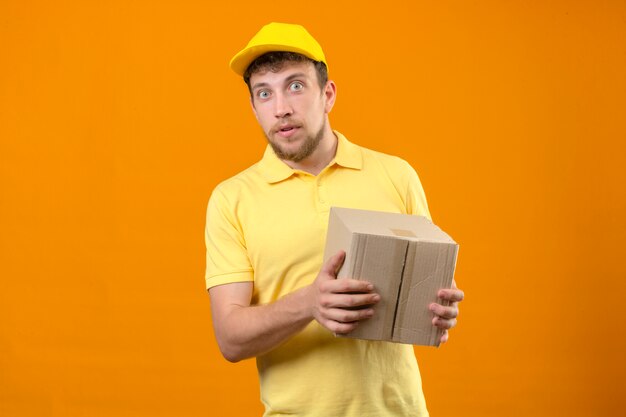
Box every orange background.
[1,1,625,416]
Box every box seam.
[389,240,410,340]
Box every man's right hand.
[308,250,380,334]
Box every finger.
[439,330,449,344]
[320,250,346,278]
[429,303,458,319]
[322,319,359,335]
[322,278,374,294]
[432,315,457,330]
[334,293,380,308]
[321,307,375,323]
[437,288,464,303]
[320,292,379,308]
[328,321,357,334]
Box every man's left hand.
[429,280,464,344]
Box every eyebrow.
[284,72,307,83]
[251,72,308,91]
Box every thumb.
[320,250,346,279]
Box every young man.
[205,22,464,416]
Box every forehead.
[249,60,317,88]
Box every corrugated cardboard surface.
[323,207,459,346]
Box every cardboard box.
[323,207,459,347]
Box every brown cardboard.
[323,207,459,347]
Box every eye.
[258,90,270,99]
[289,82,303,92]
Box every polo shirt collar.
[332,131,363,170]
[258,130,363,184]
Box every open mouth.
[276,125,299,138]
[279,126,296,132]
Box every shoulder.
[351,140,430,217]
[210,161,265,203]
[358,144,417,178]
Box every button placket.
[316,177,329,210]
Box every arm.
[209,251,380,362]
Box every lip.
[274,124,300,139]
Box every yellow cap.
[229,22,327,76]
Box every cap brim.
[229,44,323,76]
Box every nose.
[273,92,293,118]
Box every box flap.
[344,233,408,340]
[329,207,455,244]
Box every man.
[205,22,464,416]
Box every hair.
[243,51,328,95]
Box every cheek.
[305,99,325,118]
[255,109,273,127]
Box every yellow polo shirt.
[205,132,431,417]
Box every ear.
[323,80,337,114]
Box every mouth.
[275,124,300,139]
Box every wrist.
[296,284,316,323]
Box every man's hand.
[429,280,464,344]
[307,250,380,334]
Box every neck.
[283,126,337,176]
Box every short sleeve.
[204,187,254,290]
[404,162,431,220]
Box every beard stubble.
[267,119,326,163]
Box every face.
[249,61,335,163]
